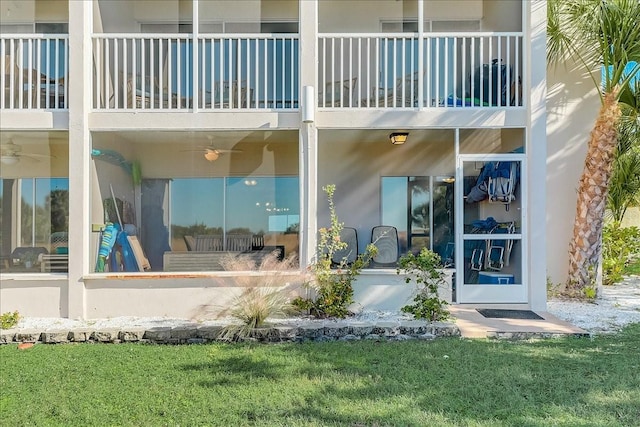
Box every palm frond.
[547,0,640,100]
[609,139,640,221]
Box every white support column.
[67,0,93,319]
[527,0,547,311]
[299,0,318,268]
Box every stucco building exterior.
[1,0,550,319]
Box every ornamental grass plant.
[215,250,304,341]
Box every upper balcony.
[91,30,523,113]
[1,0,69,111]
[318,32,523,109]
[0,0,526,115]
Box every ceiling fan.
[0,139,55,165]
[183,136,243,162]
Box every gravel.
[11,277,640,334]
[547,276,640,333]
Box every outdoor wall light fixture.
[389,132,409,145]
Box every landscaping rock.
[0,317,465,345]
[119,329,146,342]
[299,324,325,339]
[68,329,94,342]
[273,326,297,341]
[171,325,199,340]
[93,329,120,343]
[430,322,460,337]
[349,323,375,336]
[249,327,282,342]
[0,329,16,343]
[399,320,429,335]
[324,325,350,338]
[144,327,172,342]
[364,334,384,341]
[372,322,400,337]
[196,325,223,340]
[41,330,69,344]
[15,330,41,342]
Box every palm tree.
[608,81,640,223]
[547,0,640,296]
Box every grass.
[624,257,640,276]
[1,325,640,426]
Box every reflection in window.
[163,176,300,270]
[381,176,454,261]
[0,178,69,272]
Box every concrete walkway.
[450,306,588,339]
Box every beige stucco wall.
[317,129,455,252]
[1,0,69,24]
[546,61,600,285]
[621,207,640,228]
[1,1,35,23]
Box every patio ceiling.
[0,129,457,150]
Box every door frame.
[455,152,528,304]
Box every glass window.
[92,130,299,273]
[169,178,224,251]
[0,178,69,273]
[162,176,299,271]
[461,158,523,290]
[381,176,454,261]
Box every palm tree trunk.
[566,89,621,296]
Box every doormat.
[476,309,544,320]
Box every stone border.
[0,321,460,344]
[486,331,592,340]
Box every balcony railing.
[318,32,524,108]
[1,35,69,110]
[197,34,299,110]
[91,32,523,112]
[93,34,299,111]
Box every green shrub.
[603,223,640,286]
[397,248,450,321]
[0,311,20,329]
[292,185,377,318]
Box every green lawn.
[1,325,640,427]
[625,258,640,276]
